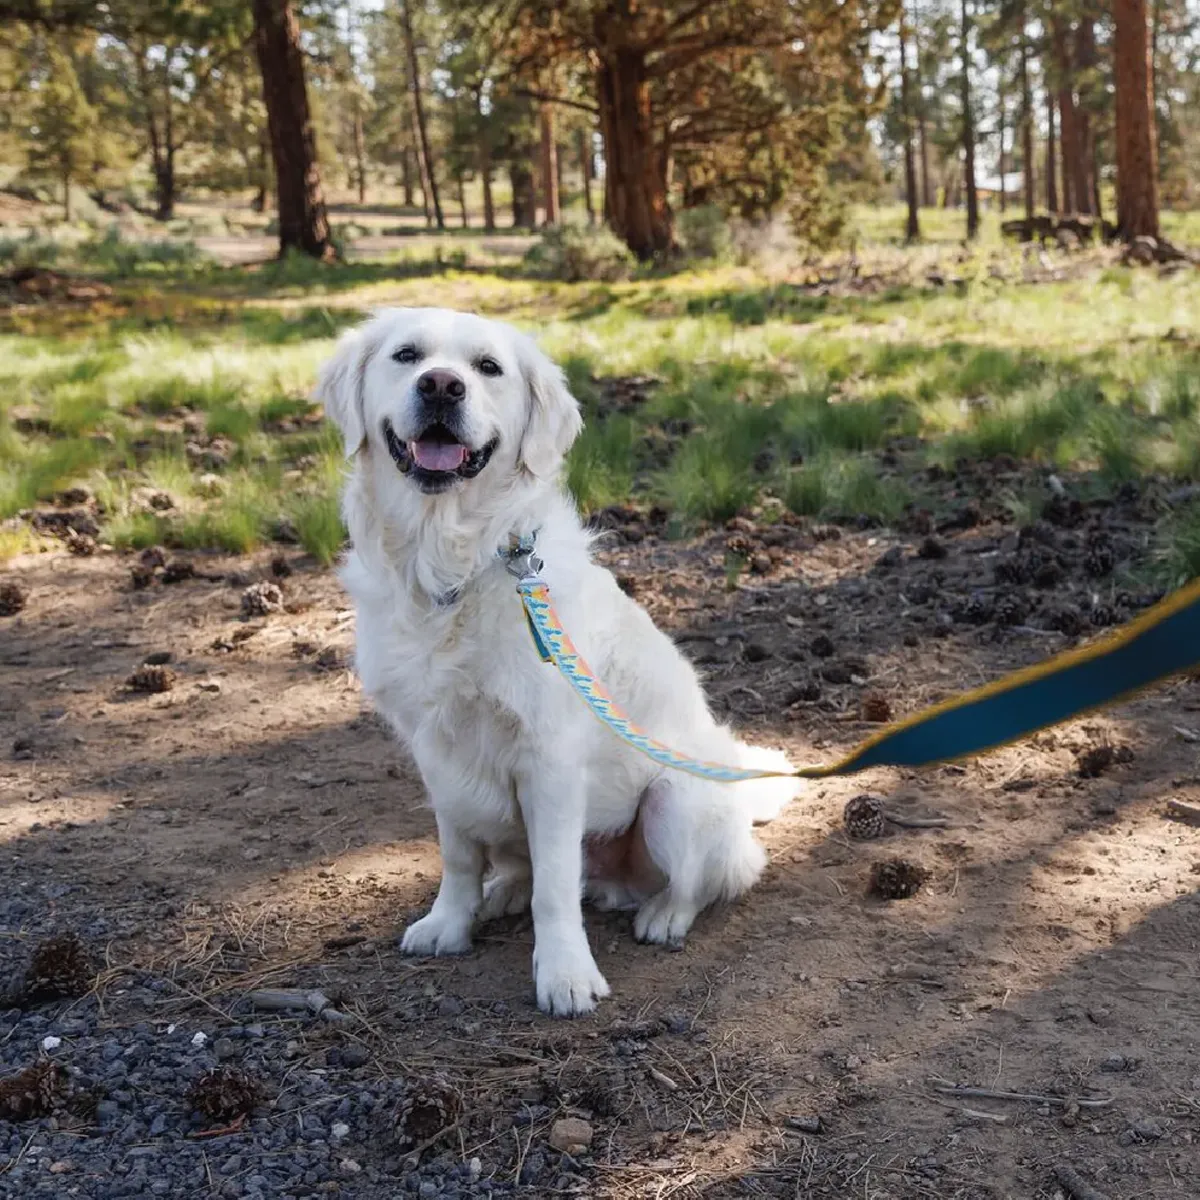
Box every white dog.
[316,307,799,1017]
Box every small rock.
[810,633,835,658]
[1100,1053,1127,1072]
[341,1044,369,1069]
[213,1038,237,1061]
[437,995,464,1018]
[41,1035,62,1051]
[548,1117,593,1155]
[1131,1116,1164,1141]
[331,1122,350,1140]
[750,553,773,575]
[744,641,771,663]
[191,1031,208,1048]
[917,536,947,560]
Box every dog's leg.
[517,764,610,1017]
[632,778,766,947]
[479,845,532,922]
[400,811,484,956]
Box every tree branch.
[511,87,597,115]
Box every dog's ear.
[314,325,377,459]
[517,335,583,481]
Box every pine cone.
[993,591,1029,627]
[0,582,27,616]
[860,693,892,724]
[241,581,284,617]
[127,664,175,693]
[1083,531,1115,578]
[394,1075,462,1149]
[956,592,994,625]
[1047,607,1084,637]
[139,546,167,569]
[994,556,1029,585]
[844,795,886,840]
[130,564,156,590]
[1088,603,1120,628]
[0,1061,67,1121]
[187,1067,265,1123]
[868,858,929,900]
[161,558,196,584]
[24,933,93,1003]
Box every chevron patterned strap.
[516,574,1200,784]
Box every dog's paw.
[479,872,532,922]
[400,910,473,957]
[533,941,610,1017]
[633,891,699,947]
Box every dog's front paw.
[400,910,473,957]
[533,940,610,1017]
[633,890,699,947]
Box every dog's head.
[315,307,582,497]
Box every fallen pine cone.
[394,1074,462,1150]
[241,581,284,617]
[0,1060,68,1121]
[187,1067,266,1124]
[161,559,196,584]
[127,664,175,694]
[869,858,929,900]
[0,581,27,616]
[1077,744,1134,778]
[844,795,885,840]
[22,932,93,1003]
[860,693,892,724]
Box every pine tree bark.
[479,136,495,232]
[594,40,672,259]
[997,75,1007,213]
[914,19,933,206]
[1019,14,1035,222]
[352,97,366,204]
[960,0,979,239]
[1046,82,1058,211]
[1051,17,1076,212]
[900,10,920,241]
[1113,0,1159,238]
[578,127,595,224]
[400,147,414,207]
[251,0,332,260]
[1073,18,1096,215]
[400,0,442,229]
[539,104,559,226]
[456,170,468,227]
[510,160,535,228]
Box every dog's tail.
[732,743,804,825]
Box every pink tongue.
[411,440,467,472]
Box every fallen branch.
[928,1078,1112,1108]
[1053,1163,1111,1200]
[187,1113,247,1140]
[885,812,952,829]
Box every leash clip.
[500,532,543,581]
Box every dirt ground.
[2,478,1200,1198]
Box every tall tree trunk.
[62,165,71,221]
[1052,18,1076,212]
[1073,19,1096,215]
[252,126,270,212]
[400,147,414,207]
[594,44,672,259]
[456,170,468,228]
[153,153,176,222]
[914,17,933,207]
[252,0,332,260]
[352,97,366,204]
[1113,0,1159,239]
[998,74,1007,213]
[1046,82,1058,212]
[1019,15,1035,222]
[578,127,595,224]
[510,160,535,228]
[900,10,920,241]
[538,103,559,226]
[479,136,495,232]
[960,0,979,239]
[400,0,442,229]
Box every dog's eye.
[392,345,420,365]
[477,356,502,377]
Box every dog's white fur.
[317,307,799,1016]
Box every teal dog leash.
[502,535,1200,782]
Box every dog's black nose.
[416,368,466,401]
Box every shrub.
[523,225,635,283]
[676,205,732,261]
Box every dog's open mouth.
[382,419,497,491]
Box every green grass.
[2,212,1200,563]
